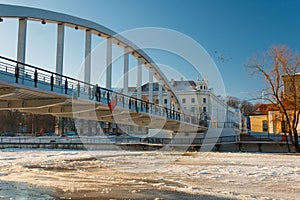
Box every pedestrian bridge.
[0,4,207,133]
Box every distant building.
[136,78,240,128]
[249,104,300,134]
[282,73,300,98]
[249,104,270,133]
[248,73,300,134]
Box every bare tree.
[247,45,300,152]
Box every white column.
[84,29,92,84]
[123,47,129,95]
[106,38,112,89]
[137,57,142,100]
[167,92,171,110]
[158,80,163,106]
[148,70,153,103]
[56,23,64,75]
[55,24,64,131]
[17,18,27,77]
[174,104,178,111]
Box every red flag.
[108,98,117,113]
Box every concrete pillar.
[17,18,27,77]
[55,23,64,75]
[123,47,129,95]
[158,80,163,106]
[137,57,142,100]
[167,92,171,110]
[84,29,92,84]
[174,104,178,111]
[106,38,112,89]
[149,70,154,103]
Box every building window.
[203,98,206,104]
[182,98,186,103]
[191,107,195,113]
[262,120,268,132]
[191,98,195,103]
[200,85,203,90]
[203,107,207,113]
[164,99,167,104]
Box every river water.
[0,181,56,199]
[0,180,233,200]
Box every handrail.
[0,55,199,124]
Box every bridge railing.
[0,56,198,125]
[0,135,238,145]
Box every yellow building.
[249,109,300,134]
[249,115,268,133]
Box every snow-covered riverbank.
[0,149,299,199]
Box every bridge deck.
[0,56,207,133]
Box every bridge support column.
[106,38,112,90]
[54,19,64,133]
[158,80,163,115]
[137,57,142,105]
[149,70,153,104]
[17,18,27,78]
[174,104,178,112]
[123,47,129,95]
[56,23,64,76]
[84,29,91,84]
[167,92,171,110]
[158,80,163,106]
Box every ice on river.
[0,149,299,199]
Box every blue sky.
[0,0,299,100]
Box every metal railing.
[0,135,238,145]
[0,56,197,124]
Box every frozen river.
[0,149,299,199]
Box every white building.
[139,78,240,128]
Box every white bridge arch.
[0,4,185,114]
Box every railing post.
[64,79,68,94]
[15,64,19,83]
[135,100,138,112]
[34,69,38,87]
[50,74,54,91]
[107,91,110,104]
[129,98,132,109]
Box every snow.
[0,149,299,199]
